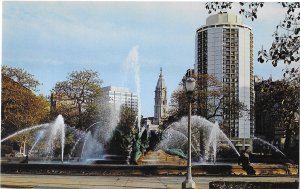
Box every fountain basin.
[87,155,131,164]
[1,162,298,176]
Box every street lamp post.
[242,110,250,151]
[182,76,196,189]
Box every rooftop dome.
[206,13,243,25]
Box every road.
[0,174,298,189]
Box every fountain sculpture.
[1,112,290,165]
[157,116,240,163]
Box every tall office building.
[195,13,254,140]
[102,86,138,113]
[154,68,168,125]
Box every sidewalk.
[1,174,298,189]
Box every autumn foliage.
[1,76,49,138]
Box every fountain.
[1,107,119,164]
[252,137,286,157]
[123,45,141,130]
[157,116,240,164]
[1,112,292,165]
[28,130,45,155]
[0,44,297,175]
[207,122,219,163]
[1,123,50,143]
[44,115,65,162]
[1,115,66,162]
[1,111,298,176]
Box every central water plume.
[207,122,218,163]
[123,45,141,130]
[44,115,65,162]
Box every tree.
[168,86,189,123]
[205,2,300,80]
[195,74,226,120]
[108,105,137,156]
[1,76,50,154]
[168,74,246,124]
[52,69,102,129]
[255,79,299,150]
[2,65,41,91]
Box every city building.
[141,117,159,132]
[154,68,168,125]
[195,13,254,145]
[102,86,138,113]
[141,68,168,135]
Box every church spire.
[156,67,166,90]
[154,67,168,125]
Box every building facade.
[154,68,168,125]
[102,86,138,113]
[195,13,254,140]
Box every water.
[124,45,141,130]
[80,131,104,160]
[214,124,240,157]
[85,122,101,131]
[28,130,45,155]
[207,123,218,163]
[253,137,286,157]
[157,116,240,163]
[68,135,85,159]
[1,123,50,143]
[1,84,138,161]
[1,115,66,162]
[25,115,107,162]
[68,121,100,160]
[44,115,65,162]
[81,131,91,160]
[157,116,288,163]
[69,98,120,160]
[65,125,85,138]
[96,98,119,145]
[1,110,288,164]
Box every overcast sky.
[3,2,288,117]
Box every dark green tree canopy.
[255,79,299,149]
[108,105,137,156]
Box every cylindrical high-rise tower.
[195,13,254,140]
